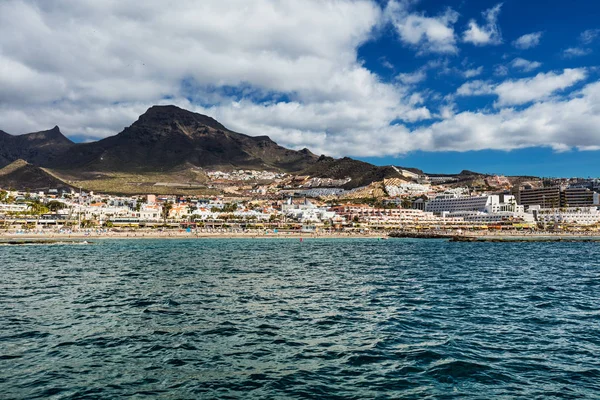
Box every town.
[2,168,600,236]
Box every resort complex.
[2,172,600,235]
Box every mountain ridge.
[43,105,319,173]
[0,126,75,168]
[0,105,523,194]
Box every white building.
[140,204,162,221]
[530,206,600,226]
[0,203,30,213]
[426,194,521,215]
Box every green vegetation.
[162,202,173,225]
[47,200,67,212]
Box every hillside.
[47,105,318,173]
[0,126,75,168]
[300,156,408,189]
[0,160,72,191]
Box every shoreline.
[2,229,600,242]
[389,230,600,242]
[0,231,388,241]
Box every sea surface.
[1,238,600,399]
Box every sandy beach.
[0,229,389,240]
[2,228,600,241]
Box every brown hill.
[48,105,318,173]
[0,160,72,191]
[0,126,75,168]
[300,156,406,189]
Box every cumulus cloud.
[463,3,503,46]
[561,29,600,58]
[512,32,543,49]
[463,66,484,78]
[414,81,600,152]
[0,0,599,159]
[385,0,459,55]
[510,58,542,72]
[456,80,494,96]
[397,69,427,85]
[494,69,587,106]
[563,47,592,58]
[457,68,587,107]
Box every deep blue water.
[1,238,600,399]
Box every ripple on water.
[1,239,600,398]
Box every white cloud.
[464,66,484,78]
[0,0,599,159]
[457,69,587,107]
[0,0,384,107]
[414,81,600,152]
[0,0,443,158]
[510,58,542,72]
[561,29,599,59]
[494,65,509,76]
[494,69,587,106]
[385,0,459,55]
[512,31,543,49]
[580,29,600,45]
[463,3,503,46]
[456,80,494,96]
[397,69,427,85]
[563,47,592,58]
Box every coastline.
[2,229,600,242]
[0,231,388,241]
[389,230,600,242]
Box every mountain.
[300,156,407,189]
[0,160,72,191]
[48,105,318,173]
[0,126,75,169]
[2,105,520,195]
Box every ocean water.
[1,238,599,399]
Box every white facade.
[531,206,600,225]
[426,194,491,214]
[0,203,30,213]
[447,211,535,223]
[140,204,162,221]
[426,194,521,215]
[386,183,431,197]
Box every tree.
[0,190,7,203]
[162,202,173,226]
[28,201,49,216]
[222,203,238,213]
[401,198,412,209]
[47,201,67,212]
[187,204,196,215]
[28,200,49,230]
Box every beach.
[0,229,389,240]
[2,228,600,242]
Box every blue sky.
[356,0,600,174]
[1,0,599,176]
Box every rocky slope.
[0,160,72,191]
[47,105,319,173]
[0,127,75,168]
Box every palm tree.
[162,202,173,226]
[28,200,49,230]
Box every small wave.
[426,359,492,382]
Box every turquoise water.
[1,239,599,399]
